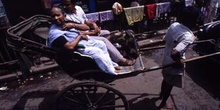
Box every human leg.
[99,30,110,36]
[91,36,136,65]
[79,46,117,75]
[158,80,173,109]
[91,36,123,62]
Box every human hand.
[62,22,75,30]
[92,23,100,34]
[171,48,181,63]
[80,35,88,41]
[79,31,87,35]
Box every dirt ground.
[0,43,220,110]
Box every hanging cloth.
[86,12,99,22]
[155,2,171,18]
[145,3,157,20]
[123,6,144,26]
[99,10,114,23]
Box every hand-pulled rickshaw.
[6,15,220,110]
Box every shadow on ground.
[12,91,178,110]
[125,93,177,110]
[12,90,59,110]
[186,56,220,100]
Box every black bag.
[110,30,139,59]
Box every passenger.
[157,22,195,109]
[61,0,109,36]
[60,0,136,66]
[48,6,120,75]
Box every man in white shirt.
[158,22,195,109]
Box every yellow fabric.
[123,6,144,26]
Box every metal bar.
[184,51,220,63]
[140,51,220,73]
[140,45,165,51]
[29,63,59,74]
[139,39,216,52]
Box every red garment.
[145,4,156,20]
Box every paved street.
[0,42,220,110]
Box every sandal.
[113,30,126,38]
[119,59,136,66]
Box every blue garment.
[48,24,118,75]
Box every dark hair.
[70,0,76,4]
[61,0,76,4]
[50,4,65,14]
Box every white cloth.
[162,22,195,75]
[90,36,123,63]
[48,24,118,75]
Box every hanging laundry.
[145,3,157,20]
[99,10,114,23]
[0,0,10,28]
[155,2,171,18]
[86,12,99,22]
[123,6,144,26]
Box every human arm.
[79,30,99,36]
[64,34,88,50]
[62,22,90,31]
[84,20,101,35]
[171,48,182,63]
[52,35,88,50]
[171,33,195,63]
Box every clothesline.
[86,2,171,26]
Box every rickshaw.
[6,15,220,110]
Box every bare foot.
[119,59,136,66]
[114,66,122,70]
[165,103,174,109]
[158,103,174,109]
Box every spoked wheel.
[56,81,129,110]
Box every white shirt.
[162,22,195,75]
[65,5,88,24]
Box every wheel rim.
[56,81,129,110]
[214,38,220,52]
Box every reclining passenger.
[48,6,120,75]
[60,0,136,66]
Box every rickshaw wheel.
[56,81,130,110]
[214,38,220,51]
